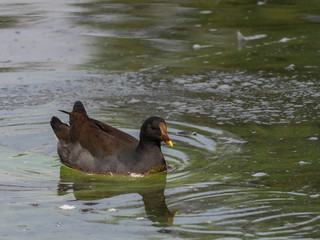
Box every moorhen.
[50,101,173,175]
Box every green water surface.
[0,0,319,239]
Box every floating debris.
[193,44,201,50]
[135,217,145,221]
[310,194,320,199]
[285,64,295,71]
[237,30,267,50]
[257,0,267,5]
[128,98,140,104]
[297,161,311,166]
[279,37,295,43]
[308,137,318,141]
[237,31,267,41]
[218,84,232,90]
[223,139,247,144]
[130,172,143,178]
[252,172,268,177]
[30,203,39,207]
[56,222,62,227]
[107,208,117,212]
[83,202,99,206]
[193,44,213,50]
[200,10,212,15]
[59,205,76,210]
[177,130,197,136]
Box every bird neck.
[130,140,166,173]
[136,139,161,154]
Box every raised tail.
[72,101,87,114]
[50,116,70,164]
[59,101,87,115]
[50,116,70,142]
[58,101,87,125]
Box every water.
[1,0,320,239]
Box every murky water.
[1,0,319,239]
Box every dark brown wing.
[70,116,138,159]
[59,101,139,159]
[90,118,138,144]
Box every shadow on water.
[57,166,177,226]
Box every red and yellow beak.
[159,122,173,147]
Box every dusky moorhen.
[50,101,173,175]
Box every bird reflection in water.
[57,166,178,226]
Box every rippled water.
[1,0,320,239]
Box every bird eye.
[149,123,157,130]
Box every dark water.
[0,0,320,239]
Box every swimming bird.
[50,101,173,175]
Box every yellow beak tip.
[166,140,173,148]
